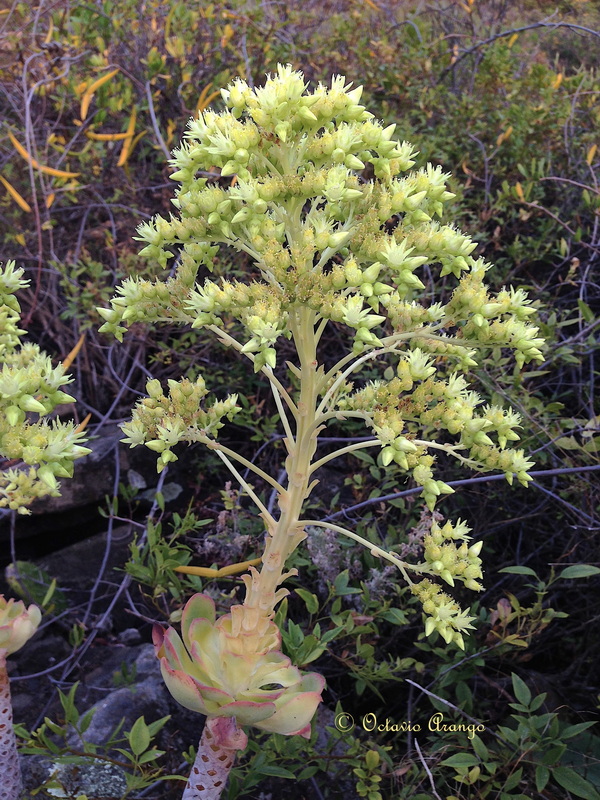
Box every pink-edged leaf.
[182,593,216,643]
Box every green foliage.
[124,513,209,602]
[2,1,598,797]
[5,561,68,614]
[16,684,174,796]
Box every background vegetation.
[0,0,599,798]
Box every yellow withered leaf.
[175,557,262,578]
[586,144,597,166]
[515,181,524,201]
[8,131,81,179]
[117,109,137,167]
[45,192,55,208]
[74,413,92,435]
[44,18,54,44]
[129,129,147,153]
[62,333,85,371]
[166,119,176,149]
[196,88,221,114]
[0,175,32,213]
[197,82,213,106]
[15,233,26,245]
[118,129,146,167]
[85,130,131,141]
[496,125,513,146]
[80,68,120,120]
[508,33,519,48]
[220,23,234,48]
[552,72,564,90]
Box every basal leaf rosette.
[0,595,41,657]
[153,594,324,737]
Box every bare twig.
[439,19,600,82]
[145,81,171,162]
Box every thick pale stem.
[242,307,320,623]
[183,717,248,800]
[0,656,21,800]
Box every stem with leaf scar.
[182,717,248,800]
[0,654,22,800]
[241,307,322,628]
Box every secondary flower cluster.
[121,376,240,472]
[411,579,477,650]
[0,261,90,512]
[421,518,483,592]
[337,348,535,508]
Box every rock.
[68,674,169,749]
[1,423,174,550]
[23,756,128,798]
[118,627,142,645]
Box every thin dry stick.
[413,737,443,800]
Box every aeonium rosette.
[153,593,324,737]
[0,595,41,657]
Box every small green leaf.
[499,566,538,577]
[129,716,151,756]
[535,765,550,792]
[559,565,600,580]
[504,766,523,791]
[552,766,600,799]
[380,608,409,625]
[540,744,567,765]
[560,721,597,739]
[511,673,531,707]
[298,766,319,780]
[441,753,480,768]
[258,765,295,779]
[528,693,547,712]
[42,578,57,607]
[471,734,489,761]
[295,588,319,614]
[138,748,165,763]
[578,300,595,323]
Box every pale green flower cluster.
[0,261,91,513]
[411,578,477,650]
[421,518,483,592]
[121,377,240,472]
[97,65,544,648]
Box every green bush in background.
[1,1,598,797]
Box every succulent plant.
[0,595,42,800]
[154,593,324,737]
[100,64,543,797]
[154,593,324,798]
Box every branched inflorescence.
[0,261,90,513]
[99,65,543,793]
